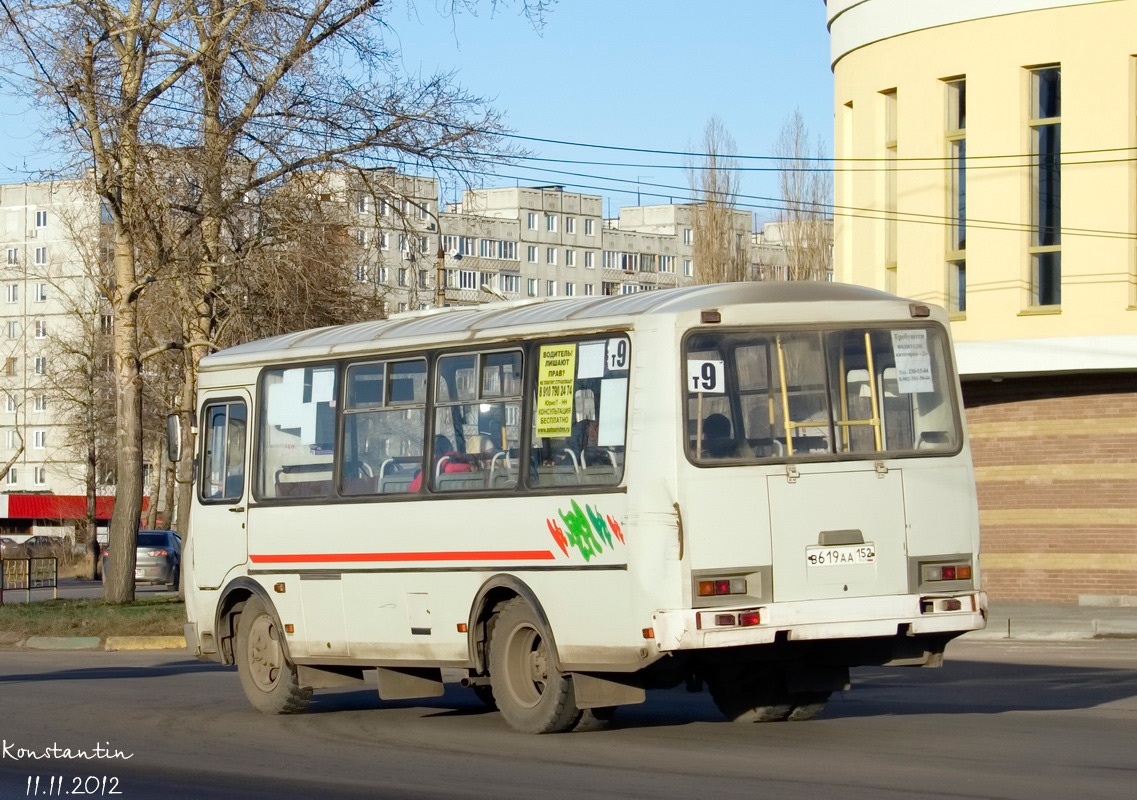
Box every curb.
[960,630,1095,642]
[1,633,186,651]
[104,636,186,651]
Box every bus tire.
[235,595,311,715]
[788,691,831,721]
[488,597,581,734]
[705,664,793,724]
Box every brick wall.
[962,374,1137,603]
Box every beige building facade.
[828,0,1137,603]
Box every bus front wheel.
[488,598,582,734]
[235,596,312,714]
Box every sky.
[0,0,835,226]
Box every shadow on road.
[0,659,228,684]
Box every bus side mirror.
[167,414,182,463]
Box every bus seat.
[435,472,486,492]
[379,475,414,494]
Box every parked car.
[101,530,181,588]
[0,536,20,557]
[20,535,69,559]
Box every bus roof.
[200,281,901,371]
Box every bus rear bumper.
[652,591,987,653]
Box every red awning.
[3,495,148,521]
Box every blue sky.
[0,1,834,225]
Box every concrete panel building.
[827,0,1137,603]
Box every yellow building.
[828,0,1137,604]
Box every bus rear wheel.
[235,596,311,714]
[705,664,793,723]
[488,598,581,734]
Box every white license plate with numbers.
[806,544,876,567]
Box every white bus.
[178,282,987,733]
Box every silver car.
[102,530,182,588]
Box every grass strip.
[0,595,186,638]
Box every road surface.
[0,639,1134,799]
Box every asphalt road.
[0,639,1134,799]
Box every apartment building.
[0,178,110,535]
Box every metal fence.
[0,557,59,603]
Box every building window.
[527,245,538,263]
[546,280,557,296]
[33,357,45,375]
[585,219,595,236]
[35,210,47,228]
[565,216,575,234]
[33,394,46,412]
[882,88,899,292]
[6,284,18,303]
[34,247,47,265]
[527,278,537,297]
[503,274,520,293]
[460,269,477,290]
[100,314,113,334]
[585,251,595,269]
[5,249,16,265]
[354,264,367,283]
[33,283,46,302]
[419,236,429,254]
[34,466,45,486]
[684,259,693,277]
[546,247,557,265]
[5,395,15,412]
[545,214,557,232]
[565,249,575,267]
[584,283,594,296]
[1029,66,1061,307]
[945,79,965,312]
[527,212,537,230]
[379,232,390,250]
[397,268,407,286]
[479,239,517,260]
[377,267,388,284]
[33,430,46,449]
[682,228,692,246]
[419,269,429,287]
[6,321,18,339]
[4,357,15,376]
[565,283,575,296]
[659,255,676,273]
[34,320,46,339]
[6,467,15,486]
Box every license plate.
[806,544,876,567]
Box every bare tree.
[774,110,834,282]
[687,116,750,284]
[4,0,535,601]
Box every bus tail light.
[738,611,761,627]
[697,578,746,597]
[922,563,972,582]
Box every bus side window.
[530,336,628,488]
[431,350,523,493]
[258,365,338,499]
[341,359,427,496]
[200,400,246,503]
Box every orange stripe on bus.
[249,550,557,563]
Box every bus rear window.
[685,326,959,464]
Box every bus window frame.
[198,396,249,507]
[246,331,632,508]
[680,321,965,469]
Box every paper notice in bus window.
[890,330,934,394]
[576,342,605,379]
[597,378,628,447]
[536,344,577,437]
